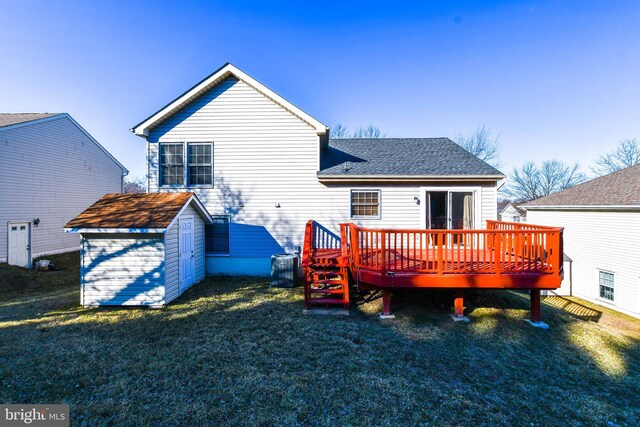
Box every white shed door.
[8,223,30,268]
[179,217,195,291]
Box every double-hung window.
[205,215,230,255]
[159,142,213,187]
[599,271,614,301]
[350,190,380,219]
[159,143,184,186]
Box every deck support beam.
[525,289,549,329]
[451,289,470,322]
[379,290,395,319]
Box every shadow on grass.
[0,272,639,426]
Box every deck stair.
[302,222,350,311]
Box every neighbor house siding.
[527,210,640,318]
[0,116,124,262]
[81,233,165,306]
[146,76,499,275]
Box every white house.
[499,202,526,222]
[131,63,505,276]
[524,164,640,319]
[0,113,128,267]
[65,192,212,307]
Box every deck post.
[379,290,395,319]
[451,289,469,322]
[525,289,549,329]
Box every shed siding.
[81,233,165,306]
[164,203,206,303]
[0,116,124,262]
[147,77,498,275]
[527,210,640,318]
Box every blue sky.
[1,1,639,179]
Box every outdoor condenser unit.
[270,254,299,288]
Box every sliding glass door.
[427,190,474,235]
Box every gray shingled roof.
[524,163,640,207]
[0,113,61,128]
[319,138,504,178]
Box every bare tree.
[455,124,500,167]
[592,138,640,176]
[330,123,351,139]
[124,175,146,193]
[352,125,386,138]
[504,160,587,202]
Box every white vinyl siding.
[146,76,499,269]
[0,116,124,262]
[81,234,165,306]
[527,209,640,318]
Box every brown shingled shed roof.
[65,193,197,229]
[523,163,640,207]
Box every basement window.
[350,190,380,219]
[599,270,614,301]
[206,215,230,255]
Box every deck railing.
[340,221,563,277]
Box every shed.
[65,192,213,307]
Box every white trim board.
[131,63,328,137]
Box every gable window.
[159,143,184,186]
[351,190,380,219]
[187,143,213,186]
[159,142,213,187]
[599,271,614,301]
[206,215,230,255]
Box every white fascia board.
[65,228,166,234]
[523,205,640,211]
[317,174,505,183]
[131,63,328,137]
[165,194,214,232]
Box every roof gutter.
[317,174,506,183]
[523,205,640,211]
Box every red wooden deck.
[302,220,564,322]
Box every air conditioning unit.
[270,254,299,288]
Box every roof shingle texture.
[319,138,504,177]
[0,113,61,128]
[65,193,194,229]
[524,163,640,207]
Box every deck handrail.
[339,221,563,277]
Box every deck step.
[308,288,346,295]
[305,297,348,305]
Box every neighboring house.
[65,193,212,307]
[0,113,128,267]
[131,63,505,276]
[523,164,640,319]
[499,202,526,222]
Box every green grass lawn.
[1,252,639,426]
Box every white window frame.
[159,143,185,187]
[186,142,214,187]
[350,189,381,220]
[598,270,615,302]
[205,214,230,256]
[158,142,214,188]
